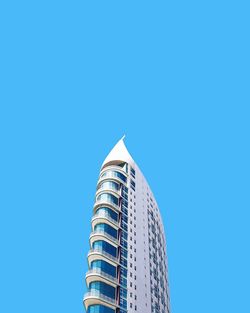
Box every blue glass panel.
[92,240,117,257]
[97,193,119,206]
[95,207,118,221]
[121,220,127,231]
[120,238,127,249]
[87,304,115,313]
[122,199,128,208]
[101,170,127,183]
[94,223,117,239]
[89,281,115,299]
[120,267,127,277]
[121,248,127,258]
[120,287,127,298]
[120,276,127,287]
[121,205,128,215]
[119,297,127,309]
[120,257,127,267]
[121,214,128,223]
[121,230,127,240]
[90,260,116,277]
[98,181,119,191]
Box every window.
[120,267,127,277]
[94,223,117,239]
[89,281,115,299]
[87,304,115,313]
[97,193,119,206]
[101,170,127,183]
[97,181,119,192]
[130,167,135,177]
[130,179,136,191]
[120,287,127,298]
[119,298,127,309]
[92,240,117,257]
[120,276,127,287]
[95,207,118,222]
[90,260,116,277]
[120,257,127,267]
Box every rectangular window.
[130,167,135,178]
[130,179,136,191]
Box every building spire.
[101,136,134,168]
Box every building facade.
[83,138,170,313]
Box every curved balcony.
[85,268,118,288]
[93,199,121,213]
[87,248,119,267]
[97,170,127,186]
[89,230,119,247]
[100,164,127,175]
[91,211,119,230]
[83,290,117,311]
[96,187,121,199]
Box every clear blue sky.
[0,1,249,312]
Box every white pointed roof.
[102,136,135,168]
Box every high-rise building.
[83,137,170,313]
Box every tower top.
[102,136,134,168]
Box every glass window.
[119,297,127,309]
[101,170,127,183]
[87,304,115,313]
[130,167,135,176]
[92,240,117,257]
[120,267,127,277]
[90,260,116,277]
[95,207,118,221]
[98,181,119,192]
[89,281,116,299]
[94,223,117,239]
[97,193,119,206]
[120,276,127,287]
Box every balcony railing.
[84,290,116,305]
[92,211,119,227]
[97,171,127,185]
[94,199,120,212]
[90,230,118,245]
[89,248,118,263]
[100,165,127,177]
[86,268,118,283]
[96,186,121,197]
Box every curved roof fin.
[101,136,134,168]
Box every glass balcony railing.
[90,230,118,244]
[94,199,120,212]
[89,248,118,263]
[98,171,127,184]
[86,268,118,283]
[92,211,119,226]
[96,182,121,195]
[84,290,116,305]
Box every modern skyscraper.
[83,137,170,313]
